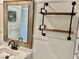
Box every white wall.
[33,0,79,59]
[0,2,3,42]
[0,0,79,59]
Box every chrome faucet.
[8,40,19,50]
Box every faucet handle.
[14,44,19,50]
[11,44,16,50]
[11,45,19,50]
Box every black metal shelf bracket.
[39,3,48,36]
[67,1,76,40]
[39,1,76,39]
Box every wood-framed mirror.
[3,1,34,49]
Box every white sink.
[0,42,32,59]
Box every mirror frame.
[3,1,34,49]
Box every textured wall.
[0,0,79,59]
[33,0,79,59]
[0,3,3,42]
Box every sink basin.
[0,46,12,59]
[0,47,12,54]
[0,42,32,59]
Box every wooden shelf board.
[40,12,76,15]
[41,28,73,34]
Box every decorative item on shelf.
[39,1,76,40]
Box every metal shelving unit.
[39,1,76,40]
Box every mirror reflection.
[8,5,28,42]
